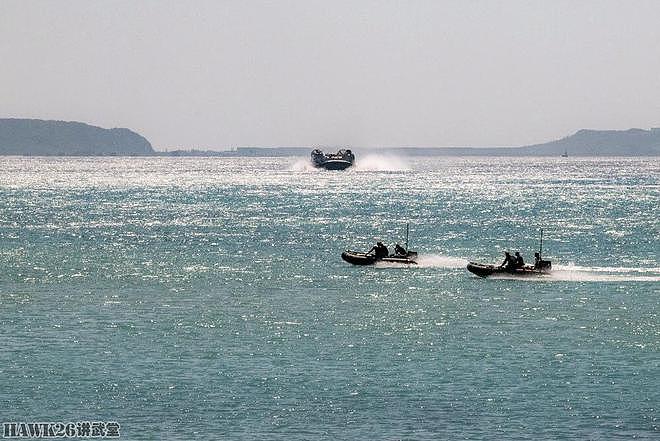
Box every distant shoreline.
[2,119,659,156]
[2,149,659,158]
[154,146,660,157]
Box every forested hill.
[0,119,153,155]
[517,128,660,156]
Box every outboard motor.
[535,228,551,270]
[537,259,552,270]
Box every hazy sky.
[2,0,660,149]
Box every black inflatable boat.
[341,250,418,266]
[466,262,551,278]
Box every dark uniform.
[514,252,525,268]
[501,252,516,269]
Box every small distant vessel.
[342,223,418,265]
[311,148,355,170]
[561,150,568,157]
[467,229,552,278]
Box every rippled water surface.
[1,156,658,439]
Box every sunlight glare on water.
[0,156,658,440]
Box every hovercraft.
[311,148,355,170]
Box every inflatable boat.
[466,262,551,278]
[341,250,418,266]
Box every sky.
[2,0,660,150]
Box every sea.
[0,155,658,440]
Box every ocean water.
[0,155,658,439]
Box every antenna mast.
[405,223,410,251]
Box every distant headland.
[516,128,660,156]
[1,118,659,156]
[0,118,153,155]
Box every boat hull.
[322,160,353,170]
[342,250,418,266]
[341,251,377,265]
[467,262,550,278]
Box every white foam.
[548,270,660,283]
[289,158,317,171]
[486,265,660,282]
[415,254,467,268]
[547,262,660,282]
[353,154,411,171]
[373,254,466,269]
[555,263,660,274]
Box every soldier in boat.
[500,252,516,270]
[514,252,525,269]
[368,242,389,259]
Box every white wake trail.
[289,158,317,171]
[487,264,660,282]
[549,264,660,282]
[415,254,467,268]
[353,154,411,171]
[373,254,466,269]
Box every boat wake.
[367,255,658,281]
[354,154,411,171]
[554,263,660,274]
[488,263,660,282]
[415,254,467,268]
[373,254,466,269]
[548,263,660,282]
[289,158,317,171]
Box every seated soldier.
[500,252,516,270]
[514,252,525,269]
[369,242,389,259]
[376,242,389,258]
